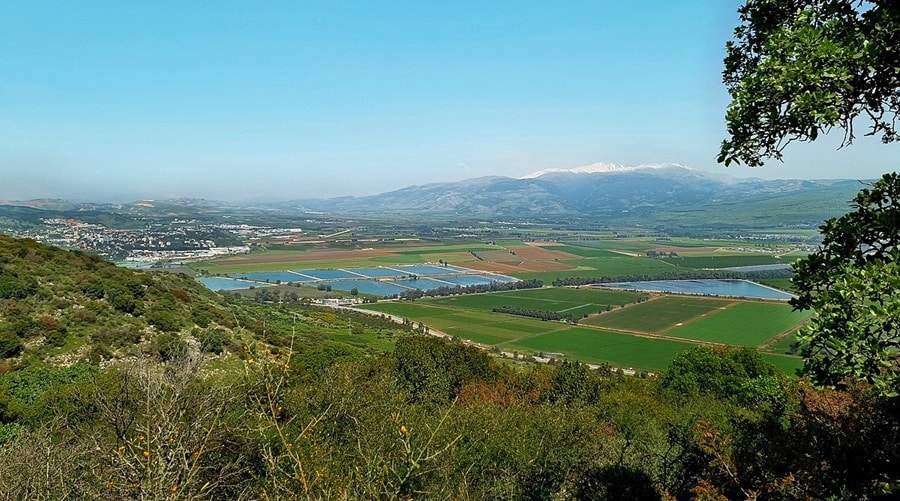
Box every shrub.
[197,328,227,354]
[0,332,22,358]
[150,333,188,362]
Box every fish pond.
[598,279,793,300]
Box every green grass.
[507,327,696,371]
[360,302,568,345]
[765,332,800,354]
[510,257,682,282]
[426,287,645,317]
[762,353,804,373]
[583,296,732,333]
[665,302,810,346]
[756,278,794,292]
[360,291,805,371]
[660,255,786,269]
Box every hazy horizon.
[3,1,896,202]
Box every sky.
[1,1,896,202]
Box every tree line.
[492,305,580,323]
[551,269,792,287]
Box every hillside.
[0,235,260,365]
[0,236,896,499]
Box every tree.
[791,173,900,395]
[718,0,900,167]
[719,1,900,395]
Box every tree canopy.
[792,173,900,395]
[719,0,900,166]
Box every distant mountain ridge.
[277,162,865,225]
[1,162,870,229]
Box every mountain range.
[269,163,865,225]
[1,162,870,229]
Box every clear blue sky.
[1,1,895,201]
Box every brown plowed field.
[506,245,580,260]
[474,250,524,264]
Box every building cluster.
[9,218,249,263]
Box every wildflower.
[248,358,254,364]
[286,442,293,449]
[117,445,125,452]
[170,485,178,493]
[400,425,408,434]
[143,450,150,458]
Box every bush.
[145,308,184,333]
[197,328,227,354]
[150,333,188,362]
[0,332,22,358]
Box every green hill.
[0,235,258,365]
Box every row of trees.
[550,268,791,287]
[492,305,580,323]
[394,278,543,300]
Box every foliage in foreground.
[0,338,897,500]
[791,173,900,396]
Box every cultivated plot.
[665,302,810,346]
[359,287,807,371]
[508,327,696,371]
[583,296,732,334]
[427,287,645,318]
[661,255,786,269]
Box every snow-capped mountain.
[520,162,689,179]
[278,161,862,225]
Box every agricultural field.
[583,296,732,333]
[189,235,809,372]
[660,255,788,269]
[191,241,497,274]
[509,327,697,370]
[428,287,646,318]
[359,287,806,372]
[664,302,810,346]
[192,236,804,287]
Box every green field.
[766,332,799,354]
[756,277,794,292]
[362,302,569,346]
[583,296,732,333]
[661,255,786,268]
[427,287,646,318]
[359,287,806,371]
[509,256,682,282]
[508,327,696,370]
[193,236,810,372]
[665,302,810,346]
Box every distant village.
[10,218,250,263]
